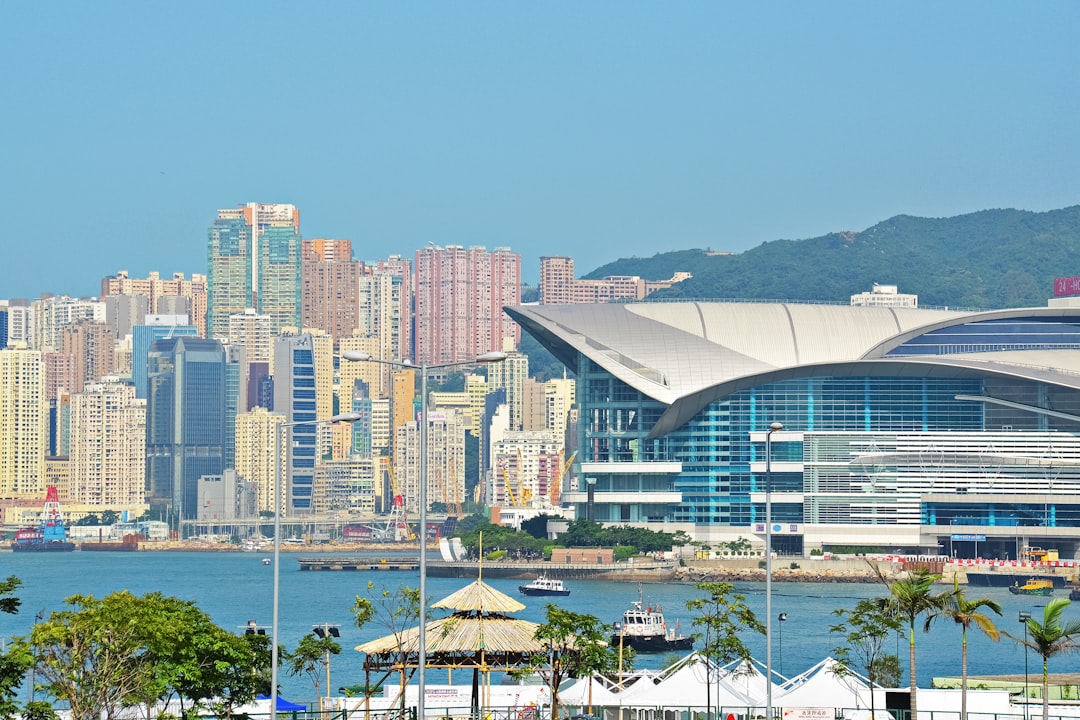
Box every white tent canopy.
[775,657,875,712]
[617,652,757,708]
[559,676,621,707]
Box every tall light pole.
[343,349,506,720]
[271,412,361,718]
[1019,610,1031,720]
[764,420,783,720]
[777,612,787,677]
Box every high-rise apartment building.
[357,261,410,370]
[234,407,285,513]
[414,245,520,365]
[101,271,208,336]
[539,256,574,304]
[0,345,47,497]
[31,296,104,352]
[301,239,361,346]
[394,409,466,515]
[371,255,412,361]
[5,300,32,348]
[59,321,116,394]
[145,337,226,519]
[207,203,301,339]
[68,380,146,506]
[487,351,529,430]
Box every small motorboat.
[262,557,272,566]
[610,587,693,652]
[1009,578,1055,596]
[518,574,570,597]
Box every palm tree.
[929,579,1001,720]
[1005,597,1080,720]
[869,563,952,720]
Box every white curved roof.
[505,302,1080,437]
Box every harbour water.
[0,552,1057,703]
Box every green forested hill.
[583,206,1080,309]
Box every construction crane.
[377,461,414,542]
[550,451,577,506]
[516,448,531,506]
[498,460,519,507]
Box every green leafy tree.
[1005,598,1080,720]
[685,581,765,717]
[99,510,120,525]
[869,564,953,720]
[352,582,420,712]
[518,604,624,720]
[74,513,100,526]
[929,579,1001,720]
[285,633,341,698]
[19,591,267,720]
[831,597,903,718]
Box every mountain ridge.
[582,205,1080,309]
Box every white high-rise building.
[234,407,286,513]
[0,345,47,497]
[69,380,146,506]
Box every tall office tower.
[234,407,285,513]
[101,271,209,337]
[0,346,47,497]
[247,361,272,411]
[131,317,199,399]
[372,255,412,361]
[350,386,374,457]
[59,321,116,394]
[301,239,361,346]
[223,344,247,470]
[544,376,576,441]
[103,294,149,341]
[486,350,529,430]
[272,333,322,514]
[339,335,382,401]
[31,296,105,352]
[6,300,32,347]
[145,337,226,520]
[69,381,146,506]
[414,245,520,366]
[49,394,72,457]
[43,352,77,403]
[207,203,301,339]
[0,303,8,348]
[539,256,574,305]
[394,409,466,515]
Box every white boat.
[518,574,570,596]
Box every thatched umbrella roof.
[355,579,546,671]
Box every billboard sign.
[1053,276,1080,297]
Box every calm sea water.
[0,552,1053,703]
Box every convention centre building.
[505,301,1080,559]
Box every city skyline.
[4,3,1079,299]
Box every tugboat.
[518,574,570,597]
[11,487,75,552]
[610,588,693,652]
[1009,578,1055,596]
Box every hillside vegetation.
[583,206,1080,309]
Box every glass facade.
[574,354,1080,540]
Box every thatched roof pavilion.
[354,578,553,713]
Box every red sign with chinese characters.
[1054,276,1080,297]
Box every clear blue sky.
[3,2,1078,299]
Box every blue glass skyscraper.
[145,337,226,521]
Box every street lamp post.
[777,612,787,677]
[313,623,341,702]
[1019,610,1031,719]
[343,349,506,720]
[271,412,362,718]
[764,421,783,720]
